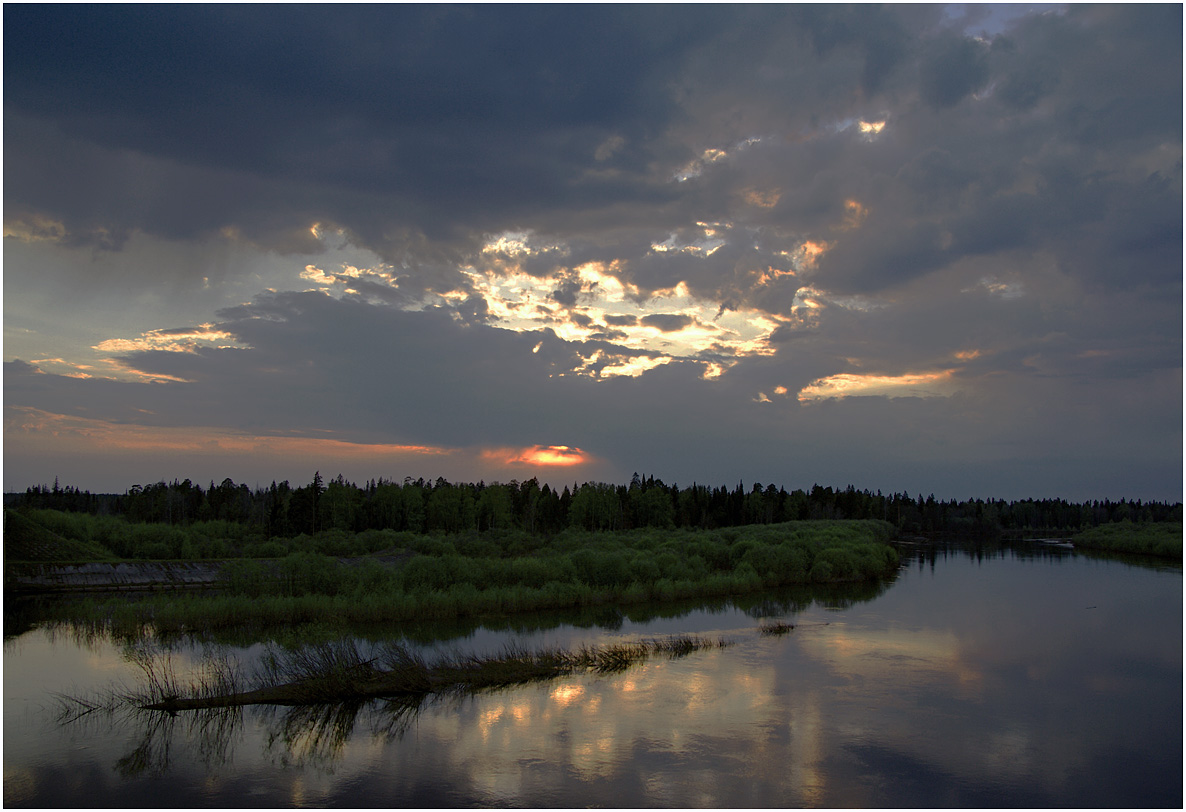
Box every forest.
[13,471,1182,541]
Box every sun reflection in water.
[549,683,584,707]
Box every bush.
[571,549,631,588]
[243,539,288,558]
[808,558,835,582]
[400,555,451,592]
[279,552,344,596]
[221,559,270,597]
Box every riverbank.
[5,551,414,595]
[11,519,899,635]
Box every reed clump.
[137,634,728,713]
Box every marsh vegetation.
[61,635,729,716]
[14,519,899,635]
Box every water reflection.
[6,545,1181,807]
[7,574,897,653]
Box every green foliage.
[244,539,288,558]
[571,548,632,588]
[220,559,270,597]
[65,520,902,635]
[1073,521,1183,558]
[3,509,116,562]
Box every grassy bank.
[47,520,898,635]
[1072,521,1182,559]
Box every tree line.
[13,472,1182,538]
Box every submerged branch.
[141,635,727,713]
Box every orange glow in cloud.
[753,265,797,286]
[798,369,957,402]
[800,240,830,264]
[93,324,242,359]
[483,444,590,467]
[5,406,451,458]
[841,199,868,230]
[742,187,782,208]
[954,349,982,361]
[3,212,67,242]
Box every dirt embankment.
[4,509,415,594]
[6,552,414,595]
[6,560,231,594]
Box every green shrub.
[808,558,835,582]
[221,559,270,597]
[400,554,451,592]
[628,554,662,584]
[243,539,288,558]
[571,549,631,588]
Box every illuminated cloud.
[3,211,67,243]
[93,325,242,356]
[599,355,673,378]
[798,369,959,402]
[482,444,590,467]
[650,222,729,257]
[840,199,868,231]
[858,119,886,139]
[447,254,786,378]
[701,362,726,380]
[5,406,453,458]
[674,147,729,182]
[742,188,782,208]
[301,264,338,286]
[482,230,568,258]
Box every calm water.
[4,543,1182,807]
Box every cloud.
[3,5,1180,500]
[639,314,696,333]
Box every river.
[4,541,1182,807]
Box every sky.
[3,4,1182,502]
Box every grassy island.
[11,515,898,635]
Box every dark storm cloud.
[640,314,696,333]
[549,280,583,308]
[4,4,706,254]
[1,5,950,272]
[919,33,991,108]
[11,4,1177,305]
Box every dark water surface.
[4,543,1182,807]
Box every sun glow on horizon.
[482,444,590,467]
